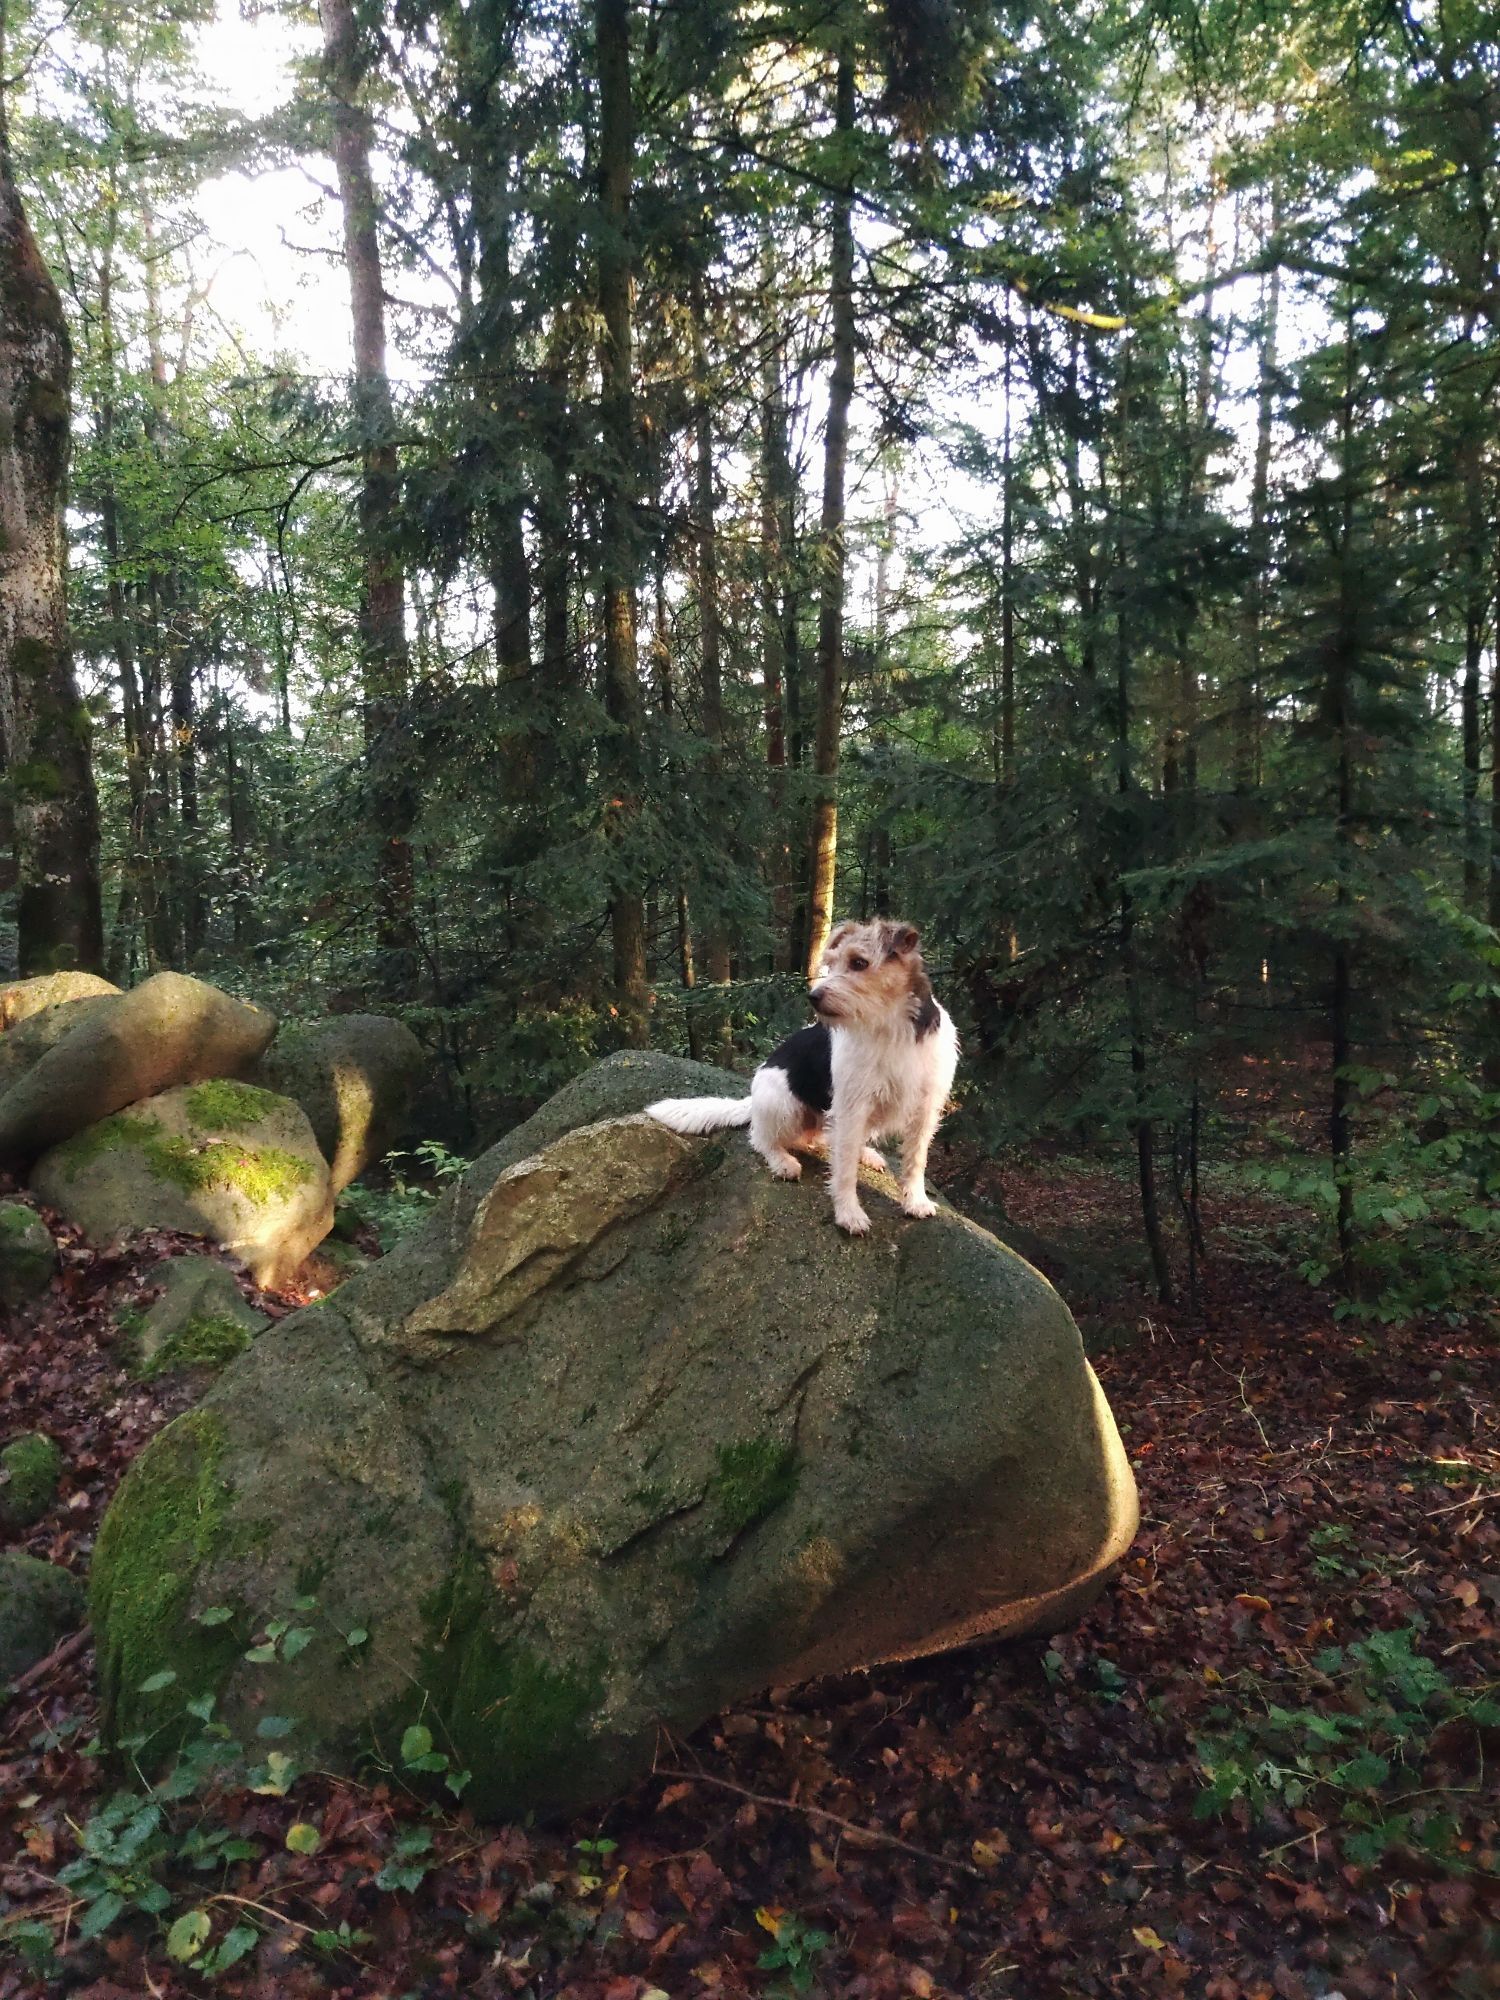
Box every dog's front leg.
[827,1109,872,1235]
[899,1100,943,1219]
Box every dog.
[646,919,959,1235]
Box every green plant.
[755,1908,833,1996]
[338,1141,471,1250]
[1194,1624,1499,1873]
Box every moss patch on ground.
[710,1437,798,1535]
[0,1432,62,1527]
[89,1410,241,1741]
[56,1110,317,1210]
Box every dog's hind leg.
[748,1066,807,1181]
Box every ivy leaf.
[166,1910,212,1962]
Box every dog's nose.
[809,984,829,1011]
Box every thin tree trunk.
[1462,442,1486,914]
[320,0,418,996]
[760,302,791,970]
[0,28,104,974]
[804,48,857,976]
[691,271,731,1029]
[1240,202,1280,795]
[594,0,649,1043]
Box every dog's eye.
[848,955,868,972]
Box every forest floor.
[0,1156,1495,2000]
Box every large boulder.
[121,1255,270,1380]
[90,1052,1138,1817]
[0,972,276,1167]
[31,1080,333,1288]
[251,1015,424,1193]
[0,1554,84,1684]
[0,971,118,1031]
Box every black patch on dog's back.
[909,968,941,1039]
[763,1023,833,1113]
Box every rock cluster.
[0,972,422,1290]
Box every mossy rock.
[0,970,118,1031]
[0,1431,63,1529]
[0,1199,57,1308]
[31,1081,334,1288]
[251,1015,424,1194]
[0,972,276,1169]
[0,1553,85,1683]
[90,1051,1138,1819]
[121,1255,269,1380]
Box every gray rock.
[90,1051,1138,1818]
[0,1431,63,1530]
[0,993,120,1096]
[251,1015,424,1193]
[32,1079,334,1288]
[0,1553,85,1683]
[0,971,118,1030]
[0,1199,57,1308]
[0,972,277,1167]
[122,1256,269,1380]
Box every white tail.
[645,1095,753,1135]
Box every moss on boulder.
[250,1015,424,1193]
[0,1553,85,1683]
[89,1410,242,1736]
[0,1430,63,1528]
[0,1199,57,1308]
[31,1082,333,1287]
[89,1051,1138,1817]
[121,1256,269,1380]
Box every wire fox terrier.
[646,919,959,1235]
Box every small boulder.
[0,972,277,1167]
[0,1553,85,1684]
[90,1050,1138,1817]
[251,1016,424,1193]
[0,1200,57,1308]
[0,1431,63,1530]
[31,1080,333,1288]
[122,1256,269,1380]
[0,971,118,1031]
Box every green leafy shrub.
[1194,1624,1499,1872]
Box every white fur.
[646,999,959,1237]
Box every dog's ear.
[884,922,921,958]
[824,921,855,952]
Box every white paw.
[861,1147,888,1173]
[902,1192,938,1219]
[769,1156,802,1181]
[835,1204,872,1236]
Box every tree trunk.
[0,39,104,974]
[320,0,418,996]
[804,48,857,977]
[760,300,792,970]
[691,272,732,1034]
[594,0,649,1043]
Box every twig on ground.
[653,1767,982,1878]
[2,1628,89,1711]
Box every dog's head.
[809,919,939,1036]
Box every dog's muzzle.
[809,984,835,1015]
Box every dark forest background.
[2,0,1498,1318]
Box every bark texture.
[0,69,104,975]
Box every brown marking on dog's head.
[809,918,938,1035]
